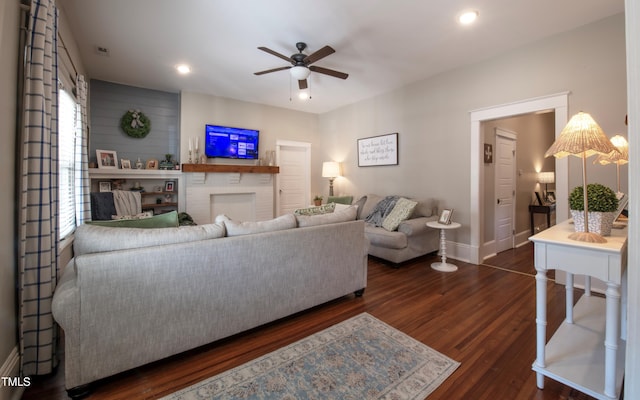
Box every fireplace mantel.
[181,164,279,174]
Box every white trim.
[469,92,569,264]
[0,347,25,400]
[624,0,640,397]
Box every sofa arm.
[397,216,437,236]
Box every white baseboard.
[444,240,473,264]
[0,347,25,400]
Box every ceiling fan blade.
[303,45,335,65]
[258,47,294,63]
[309,65,348,79]
[298,79,308,90]
[254,66,291,75]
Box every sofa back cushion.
[356,194,383,220]
[410,198,437,218]
[74,222,225,256]
[219,214,297,237]
[296,205,357,227]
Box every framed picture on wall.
[357,133,398,167]
[99,181,112,192]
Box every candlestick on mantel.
[188,138,192,151]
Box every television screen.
[204,124,259,159]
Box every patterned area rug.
[162,313,460,399]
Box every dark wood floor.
[24,243,596,399]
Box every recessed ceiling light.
[175,64,191,74]
[458,10,479,25]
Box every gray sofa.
[356,194,440,264]
[52,208,367,398]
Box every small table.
[426,221,461,272]
[529,219,627,399]
[529,203,556,235]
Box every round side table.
[426,220,461,272]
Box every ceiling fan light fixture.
[290,65,311,80]
[298,90,310,100]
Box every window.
[58,87,79,238]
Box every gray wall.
[318,13,627,246]
[89,80,180,166]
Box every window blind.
[59,88,77,238]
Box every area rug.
[162,313,460,400]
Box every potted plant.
[569,183,618,236]
[313,195,323,206]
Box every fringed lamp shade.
[544,112,618,159]
[594,135,628,193]
[544,112,618,243]
[595,135,629,165]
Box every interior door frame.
[469,92,569,264]
[275,140,311,216]
[494,128,517,255]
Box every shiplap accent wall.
[89,80,180,166]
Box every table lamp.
[322,161,340,196]
[594,135,628,193]
[538,171,555,199]
[544,112,618,243]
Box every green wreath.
[120,109,151,138]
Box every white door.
[276,140,311,216]
[495,129,517,253]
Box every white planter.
[570,210,615,236]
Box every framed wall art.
[357,133,398,167]
[96,149,118,169]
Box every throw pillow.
[224,214,297,236]
[296,206,358,227]
[294,203,336,216]
[382,198,418,231]
[86,210,179,229]
[327,195,353,205]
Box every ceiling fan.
[254,42,349,90]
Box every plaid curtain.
[18,0,60,376]
[75,74,91,224]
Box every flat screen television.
[204,124,259,159]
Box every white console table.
[529,219,627,400]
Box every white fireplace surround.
[185,171,275,224]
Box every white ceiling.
[58,0,624,114]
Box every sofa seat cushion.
[74,222,226,256]
[364,223,408,250]
[296,205,357,227]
